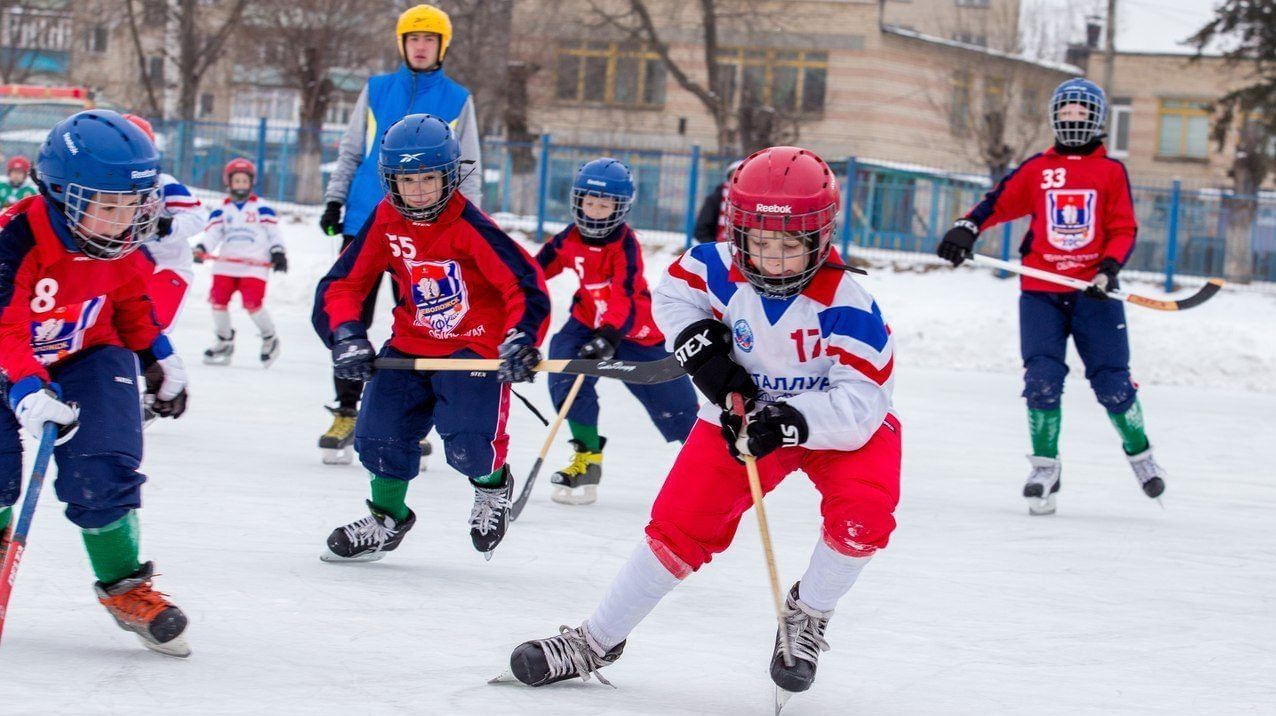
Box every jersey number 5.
[1040,168,1066,189]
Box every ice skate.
[1127,447,1167,501]
[202,330,234,366]
[550,438,605,505]
[470,466,513,559]
[1023,455,1061,515]
[260,333,280,368]
[771,582,833,711]
[95,561,190,658]
[495,623,624,687]
[322,500,416,562]
[319,405,357,464]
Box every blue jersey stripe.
[818,303,889,353]
[461,203,551,342]
[689,242,737,305]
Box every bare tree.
[0,0,73,84]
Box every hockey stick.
[201,255,272,268]
[0,422,59,646]
[732,393,794,669]
[510,374,586,522]
[374,356,686,385]
[970,254,1224,311]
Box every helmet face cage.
[63,182,161,260]
[1050,82,1107,147]
[571,187,633,238]
[726,203,836,298]
[379,156,460,223]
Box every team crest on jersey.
[1045,189,1097,251]
[406,259,469,334]
[30,296,105,365]
[733,319,755,353]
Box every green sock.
[81,511,141,585]
[470,466,507,488]
[369,475,410,522]
[568,421,601,453]
[1028,408,1062,458]
[0,505,11,532]
[1108,399,1150,455]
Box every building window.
[955,0,991,6]
[199,92,214,117]
[143,0,166,25]
[86,24,108,53]
[230,87,299,123]
[1109,100,1131,157]
[147,55,165,85]
[1157,99,1209,159]
[716,48,828,116]
[951,32,987,47]
[554,41,666,108]
[950,69,971,134]
[1022,87,1041,119]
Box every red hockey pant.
[209,274,267,312]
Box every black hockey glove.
[192,244,208,263]
[673,319,757,408]
[577,324,621,360]
[331,322,375,381]
[1085,258,1121,300]
[937,219,979,266]
[155,216,173,238]
[498,329,541,383]
[137,337,188,419]
[270,247,288,273]
[720,402,809,460]
[320,201,344,236]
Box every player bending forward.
[499,146,901,707]
[313,113,549,559]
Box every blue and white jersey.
[653,241,896,452]
[203,194,283,279]
[144,172,206,282]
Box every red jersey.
[314,194,550,358]
[965,144,1137,293]
[536,224,662,346]
[0,196,161,383]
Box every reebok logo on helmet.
[63,133,78,155]
[131,168,157,179]
[586,179,607,187]
[400,152,425,163]
[756,203,791,213]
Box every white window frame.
[1109,102,1131,158]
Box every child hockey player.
[536,158,698,505]
[500,147,901,710]
[936,78,1166,515]
[195,158,286,368]
[1,156,38,208]
[0,110,191,656]
[312,113,549,559]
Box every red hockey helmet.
[7,155,31,174]
[223,157,256,200]
[122,113,157,144]
[724,146,840,298]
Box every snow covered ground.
[3,211,1275,714]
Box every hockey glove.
[155,216,173,238]
[192,244,208,264]
[270,247,288,273]
[332,322,375,382]
[8,376,79,445]
[720,402,809,460]
[1085,258,1121,300]
[937,219,979,266]
[320,201,344,236]
[498,329,541,383]
[138,336,189,418]
[673,319,758,408]
[578,324,621,360]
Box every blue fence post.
[840,156,858,254]
[534,134,551,243]
[1165,179,1182,292]
[254,117,267,196]
[278,127,292,203]
[500,143,511,215]
[999,223,1013,279]
[683,145,702,248]
[927,177,942,250]
[176,121,188,182]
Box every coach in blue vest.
[316,4,483,445]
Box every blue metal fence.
[3,108,1273,285]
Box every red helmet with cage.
[724,146,840,298]
[223,157,256,200]
[122,113,157,144]
[7,155,31,174]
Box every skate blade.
[775,686,795,714]
[483,551,494,562]
[1027,494,1057,516]
[322,448,354,465]
[488,669,518,684]
[320,550,385,563]
[261,353,279,369]
[137,632,191,658]
[202,355,232,366]
[550,485,598,505]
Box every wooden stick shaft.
[539,374,586,461]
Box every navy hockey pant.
[0,346,146,529]
[354,346,510,482]
[547,317,698,443]
[1019,290,1137,413]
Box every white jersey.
[143,172,205,282]
[202,194,283,279]
[653,242,896,452]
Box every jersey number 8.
[30,277,58,312]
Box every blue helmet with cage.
[36,109,161,260]
[1050,78,1107,148]
[378,113,463,222]
[571,158,635,239]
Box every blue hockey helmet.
[571,158,635,239]
[36,109,161,260]
[1050,78,1107,148]
[378,113,464,222]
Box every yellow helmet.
[396,4,452,62]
